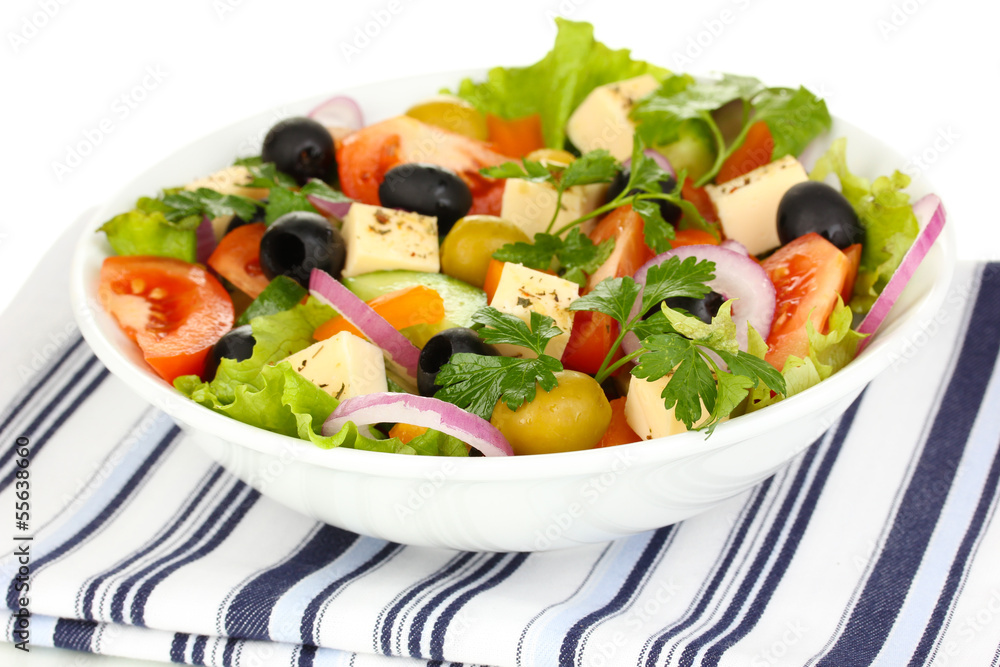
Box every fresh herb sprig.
[631,73,831,187]
[492,229,614,287]
[160,188,262,224]
[433,307,564,420]
[632,301,786,434]
[568,256,716,381]
[241,163,354,224]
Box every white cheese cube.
[185,165,268,200]
[624,374,712,440]
[705,155,808,256]
[340,203,439,277]
[566,75,661,161]
[282,332,387,400]
[488,263,579,359]
[500,180,608,239]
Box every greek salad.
[95,19,944,457]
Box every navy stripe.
[702,395,863,665]
[169,632,188,662]
[223,636,238,666]
[298,643,317,667]
[299,541,402,645]
[643,478,776,666]
[52,617,97,652]
[108,477,247,623]
[429,552,529,660]
[4,424,178,609]
[407,554,507,658]
[192,634,208,665]
[0,364,108,496]
[129,486,261,626]
[378,552,477,655]
[817,266,1000,666]
[228,525,358,640]
[559,528,671,667]
[82,466,227,620]
[0,335,84,437]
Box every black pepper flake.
[517,297,532,308]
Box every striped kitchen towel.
[1,220,999,666]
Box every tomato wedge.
[595,397,641,448]
[98,256,234,382]
[562,311,620,375]
[486,113,545,158]
[313,285,445,341]
[337,115,511,216]
[761,233,851,371]
[207,223,269,298]
[841,243,862,301]
[681,177,718,224]
[717,121,774,183]
[670,228,720,248]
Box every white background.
[0,0,995,663]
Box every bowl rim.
[69,67,958,482]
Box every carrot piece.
[595,398,641,448]
[483,258,506,303]
[388,423,429,445]
[717,121,774,183]
[670,229,720,248]
[313,285,445,341]
[841,243,862,301]
[486,113,545,158]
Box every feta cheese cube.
[340,203,439,277]
[488,263,580,359]
[282,331,387,400]
[705,155,808,256]
[624,374,712,440]
[566,75,661,161]
[500,180,608,239]
[185,165,268,200]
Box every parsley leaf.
[480,159,556,184]
[639,257,715,314]
[433,307,565,419]
[161,187,261,223]
[492,229,613,287]
[245,162,298,189]
[300,178,352,203]
[265,186,318,224]
[751,86,832,160]
[560,150,619,189]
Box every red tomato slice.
[99,256,234,382]
[337,115,511,216]
[761,233,850,371]
[595,397,641,448]
[681,177,718,224]
[716,121,774,183]
[670,229,720,248]
[486,113,545,158]
[586,205,656,291]
[562,311,620,375]
[841,243,862,301]
[207,223,269,298]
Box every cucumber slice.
[341,271,487,347]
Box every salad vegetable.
[94,20,943,457]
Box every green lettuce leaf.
[451,18,668,148]
[174,297,467,456]
[810,138,919,312]
[98,197,199,262]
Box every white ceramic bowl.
[70,69,955,552]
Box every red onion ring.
[307,95,364,132]
[622,148,676,177]
[306,195,352,220]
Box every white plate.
[69,69,955,552]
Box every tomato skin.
[337,115,510,216]
[99,256,234,383]
[562,311,620,375]
[486,113,545,158]
[670,229,720,248]
[841,243,862,301]
[681,177,718,223]
[595,397,641,448]
[717,121,774,183]
[585,205,656,291]
[207,223,269,298]
[761,233,850,370]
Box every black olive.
[261,117,336,186]
[259,211,346,287]
[777,181,864,249]
[417,328,497,397]
[378,163,472,236]
[206,325,255,379]
[225,202,267,235]
[606,168,682,225]
[645,291,725,325]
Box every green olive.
[490,370,612,455]
[405,95,489,141]
[440,215,530,288]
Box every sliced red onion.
[720,239,749,256]
[622,148,675,177]
[623,244,776,356]
[855,194,946,354]
[196,215,216,264]
[306,195,352,219]
[309,269,421,385]
[307,95,364,132]
[323,393,513,457]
